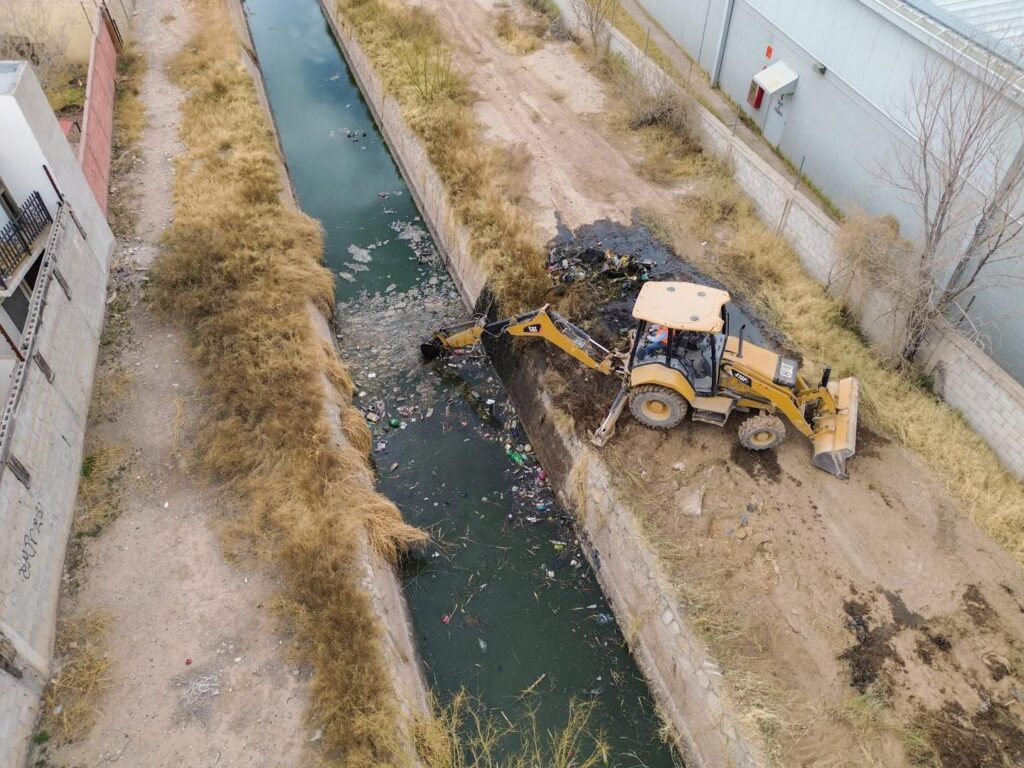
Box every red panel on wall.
[77,8,119,215]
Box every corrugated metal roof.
[904,0,1024,61]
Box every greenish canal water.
[243,0,680,764]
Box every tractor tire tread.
[738,413,786,451]
[629,384,688,430]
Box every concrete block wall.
[0,210,111,767]
[920,322,1024,477]
[0,63,115,768]
[558,3,1024,480]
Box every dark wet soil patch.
[550,216,782,351]
[547,353,621,433]
[915,631,953,666]
[729,443,781,483]
[884,589,924,629]
[917,700,1024,768]
[964,585,998,630]
[838,599,902,692]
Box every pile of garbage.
[546,242,654,287]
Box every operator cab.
[629,281,731,396]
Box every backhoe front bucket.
[812,377,859,479]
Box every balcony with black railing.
[0,191,52,290]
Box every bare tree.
[0,0,74,92]
[569,0,619,54]
[877,49,1024,364]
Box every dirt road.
[37,1,309,765]
[422,0,1024,763]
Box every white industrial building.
[636,0,1024,381]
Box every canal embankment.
[149,0,431,763]
[242,0,680,763]
[316,0,1024,766]
[318,0,756,764]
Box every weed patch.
[109,44,147,236]
[150,1,425,763]
[74,443,130,537]
[495,10,544,55]
[41,611,114,744]
[414,692,609,768]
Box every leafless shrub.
[877,50,1024,363]
[569,0,619,54]
[0,0,73,92]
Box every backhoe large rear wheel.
[738,413,786,450]
[629,385,688,430]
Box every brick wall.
[78,7,120,215]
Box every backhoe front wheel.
[738,414,786,451]
[629,385,688,430]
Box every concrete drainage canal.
[244,0,680,764]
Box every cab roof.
[632,281,731,333]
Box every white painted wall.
[0,61,114,768]
[635,0,1024,381]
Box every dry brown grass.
[74,443,130,537]
[337,0,548,312]
[41,610,114,744]
[109,43,147,236]
[414,691,609,768]
[589,50,705,184]
[150,1,425,763]
[494,10,543,55]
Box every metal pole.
[0,322,24,362]
[79,1,95,36]
[696,0,713,66]
[711,0,737,87]
[794,155,805,189]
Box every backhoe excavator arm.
[422,305,625,376]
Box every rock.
[736,528,748,540]
[675,487,704,517]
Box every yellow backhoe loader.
[422,282,859,478]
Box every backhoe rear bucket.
[812,377,859,479]
[591,380,630,447]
